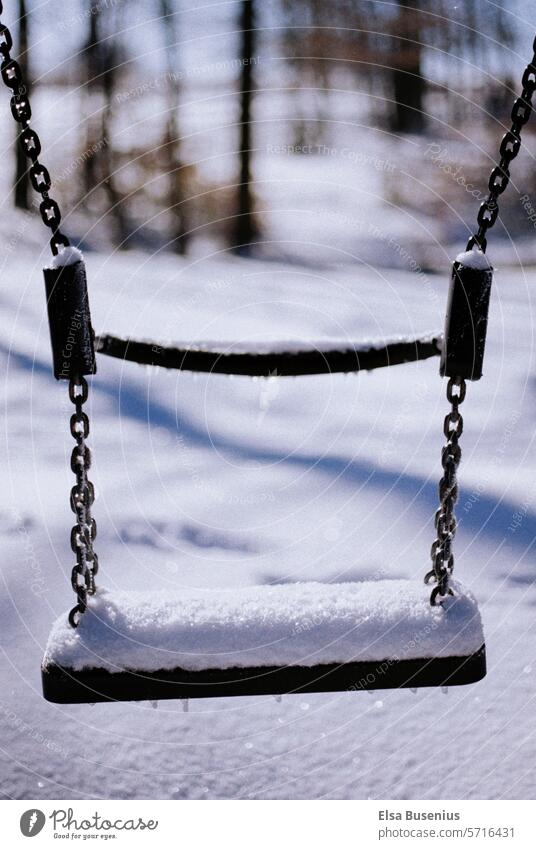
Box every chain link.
[425,377,466,605]
[68,376,99,627]
[466,35,536,253]
[0,5,69,255]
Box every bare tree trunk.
[100,37,128,244]
[159,0,188,254]
[233,0,258,253]
[14,0,30,210]
[83,2,128,244]
[82,7,100,196]
[389,0,425,134]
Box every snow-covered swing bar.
[93,248,495,377]
[95,333,442,376]
[94,247,490,378]
[47,246,443,377]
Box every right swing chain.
[466,35,536,253]
[426,377,466,605]
[428,37,536,605]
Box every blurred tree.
[280,0,331,149]
[82,0,128,244]
[159,0,189,254]
[83,5,100,197]
[276,0,513,136]
[368,0,513,133]
[14,0,30,210]
[389,0,424,133]
[234,0,258,253]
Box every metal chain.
[0,4,69,256]
[68,376,99,627]
[425,377,466,604]
[466,35,536,253]
[1,5,98,626]
[429,41,536,602]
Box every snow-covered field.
[2,0,536,788]
[1,192,536,799]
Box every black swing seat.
[42,579,486,703]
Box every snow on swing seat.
[42,579,486,703]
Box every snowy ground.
[1,203,536,799]
[2,39,536,793]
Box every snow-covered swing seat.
[38,236,489,703]
[43,581,485,703]
[3,13,533,703]
[37,244,490,705]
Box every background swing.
[3,11,534,704]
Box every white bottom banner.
[2,800,534,848]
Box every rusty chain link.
[466,35,536,253]
[1,5,98,626]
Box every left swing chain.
[1,5,98,626]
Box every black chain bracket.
[44,259,97,380]
[440,257,493,382]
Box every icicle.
[181,699,189,713]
